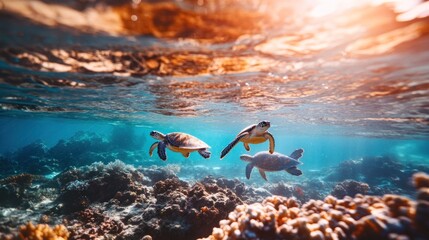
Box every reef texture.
[202,172,429,240]
[331,180,370,199]
[1,136,428,240]
[2,222,69,240]
[0,130,146,176]
[0,160,267,240]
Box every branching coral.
[3,222,69,240]
[202,172,429,240]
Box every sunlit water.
[0,0,428,174]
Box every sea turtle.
[149,131,211,161]
[220,120,275,159]
[240,149,304,181]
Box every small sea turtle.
[220,121,275,159]
[149,131,211,161]
[240,149,304,181]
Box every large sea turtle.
[149,131,211,161]
[220,121,275,159]
[240,149,304,181]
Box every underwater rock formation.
[48,131,111,168]
[66,208,124,239]
[324,155,429,197]
[139,165,180,184]
[331,180,370,199]
[0,174,48,208]
[0,140,57,175]
[325,156,417,186]
[55,160,147,213]
[125,177,244,239]
[202,172,429,240]
[0,130,149,177]
[201,176,272,204]
[267,180,328,204]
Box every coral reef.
[2,140,57,175]
[331,180,370,199]
[139,164,180,184]
[413,172,429,235]
[67,208,124,239]
[324,155,429,197]
[0,130,149,177]
[201,176,272,204]
[55,160,147,213]
[0,174,48,208]
[1,150,427,240]
[48,131,110,168]
[125,177,244,239]
[2,222,69,240]
[267,179,328,204]
[202,172,429,240]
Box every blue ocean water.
[0,0,429,239]
[1,116,427,175]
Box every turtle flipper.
[289,149,304,160]
[286,167,302,176]
[263,132,275,154]
[157,141,167,161]
[246,163,254,179]
[149,142,159,157]
[198,149,211,159]
[220,132,249,159]
[182,152,190,158]
[240,154,253,162]
[258,169,268,181]
[243,142,250,151]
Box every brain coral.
[202,172,429,240]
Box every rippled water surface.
[0,0,428,139]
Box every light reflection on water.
[0,0,428,138]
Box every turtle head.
[256,120,270,132]
[150,131,165,140]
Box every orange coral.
[11,222,69,240]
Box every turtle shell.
[166,132,210,150]
[253,152,301,171]
[237,124,256,136]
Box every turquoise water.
[1,117,427,173]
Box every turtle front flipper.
[245,163,254,179]
[258,169,268,181]
[198,149,211,159]
[240,154,253,162]
[243,142,250,151]
[263,132,275,154]
[149,142,159,157]
[220,132,249,159]
[289,149,304,160]
[157,141,167,161]
[182,152,190,158]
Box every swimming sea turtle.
[149,131,211,161]
[220,121,275,159]
[240,149,304,181]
